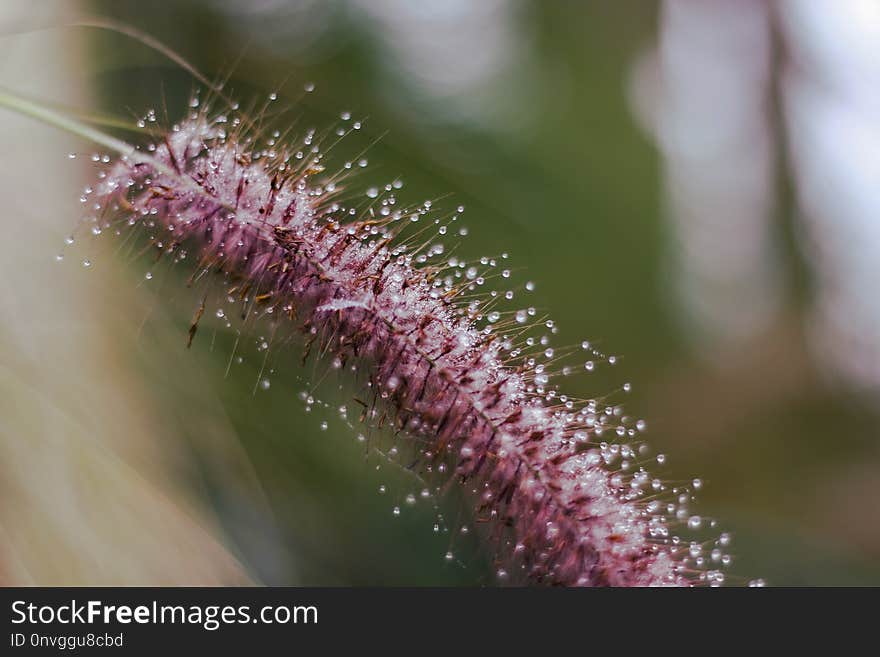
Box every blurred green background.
[3,0,878,586]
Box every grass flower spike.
[0,81,741,586]
[88,95,716,587]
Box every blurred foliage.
[81,0,880,585]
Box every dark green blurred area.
[86,0,880,586]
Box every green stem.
[0,87,200,195]
[0,87,136,157]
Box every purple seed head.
[89,100,726,586]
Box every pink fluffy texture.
[98,113,688,586]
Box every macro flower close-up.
[1,0,879,620]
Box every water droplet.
[260,378,271,390]
[688,515,702,530]
[303,82,315,92]
[82,259,91,268]
[144,272,153,280]
[392,506,401,517]
[525,281,535,292]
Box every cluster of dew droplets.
[59,148,117,268]
[287,182,740,584]
[295,382,465,562]
[59,83,324,268]
[351,177,747,583]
